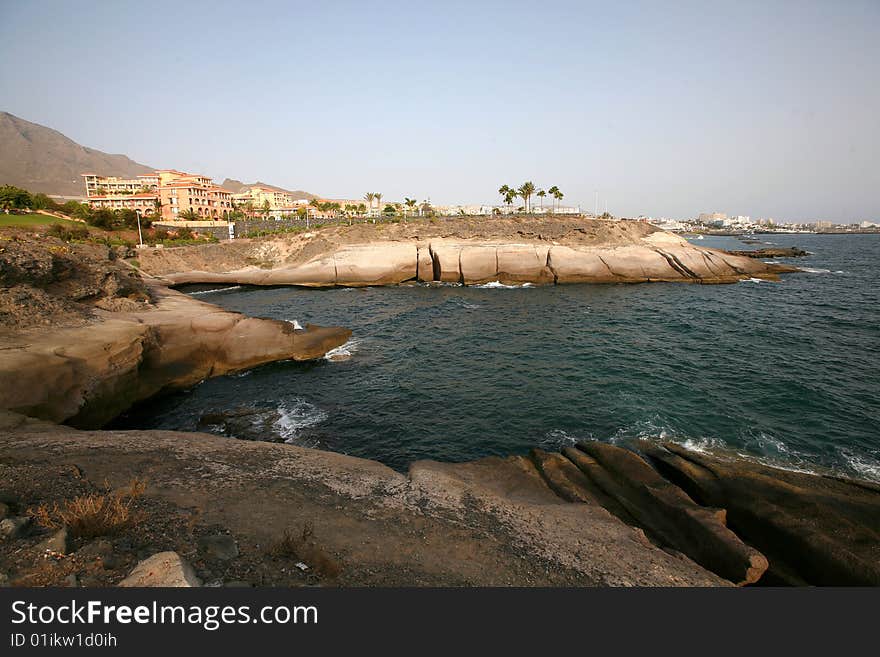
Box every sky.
[1,0,878,222]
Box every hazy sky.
[1,0,877,221]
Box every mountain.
[0,112,156,197]
[220,178,317,201]
[0,112,320,200]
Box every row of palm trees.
[498,182,564,213]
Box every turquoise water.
[117,234,880,479]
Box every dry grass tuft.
[268,521,341,579]
[30,478,147,540]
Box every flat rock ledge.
[148,235,798,288]
[2,412,876,586]
[0,282,351,428]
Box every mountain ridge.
[219,178,317,200]
[0,112,156,196]
[0,112,318,200]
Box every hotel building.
[82,173,159,196]
[232,186,299,212]
[83,170,232,222]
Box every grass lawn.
[0,212,81,227]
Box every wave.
[447,297,481,310]
[801,267,831,274]
[739,277,765,283]
[837,447,880,482]
[540,428,583,448]
[274,399,328,444]
[474,281,534,289]
[188,285,243,295]
[324,338,362,362]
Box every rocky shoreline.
[2,221,876,588]
[139,217,799,287]
[2,412,877,587]
[0,281,350,428]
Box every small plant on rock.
[30,479,147,540]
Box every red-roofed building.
[82,170,232,221]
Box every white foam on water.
[274,399,328,444]
[474,281,534,289]
[189,285,243,295]
[677,436,727,454]
[802,267,831,274]
[607,417,678,445]
[540,429,582,448]
[324,338,362,362]
[447,297,481,310]
[739,277,765,283]
[837,448,880,482]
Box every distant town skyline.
[1,0,878,223]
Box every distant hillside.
[0,112,156,196]
[0,111,320,200]
[220,178,317,201]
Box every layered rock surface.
[4,411,874,586]
[139,218,798,287]
[0,412,727,586]
[0,283,350,428]
[639,442,880,585]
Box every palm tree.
[364,192,375,211]
[536,189,546,211]
[404,197,417,217]
[179,208,199,221]
[498,184,511,212]
[552,187,564,212]
[547,186,560,213]
[518,181,535,213]
[504,189,516,213]
[499,184,517,213]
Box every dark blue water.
[119,234,880,480]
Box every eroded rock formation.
[0,283,351,428]
[1,412,728,586]
[639,442,880,586]
[139,218,799,287]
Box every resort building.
[232,186,300,213]
[82,173,159,197]
[86,193,159,215]
[83,169,232,221]
[158,178,233,221]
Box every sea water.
[116,234,880,479]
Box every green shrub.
[46,222,90,242]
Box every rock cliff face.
[0,283,350,428]
[140,219,798,287]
